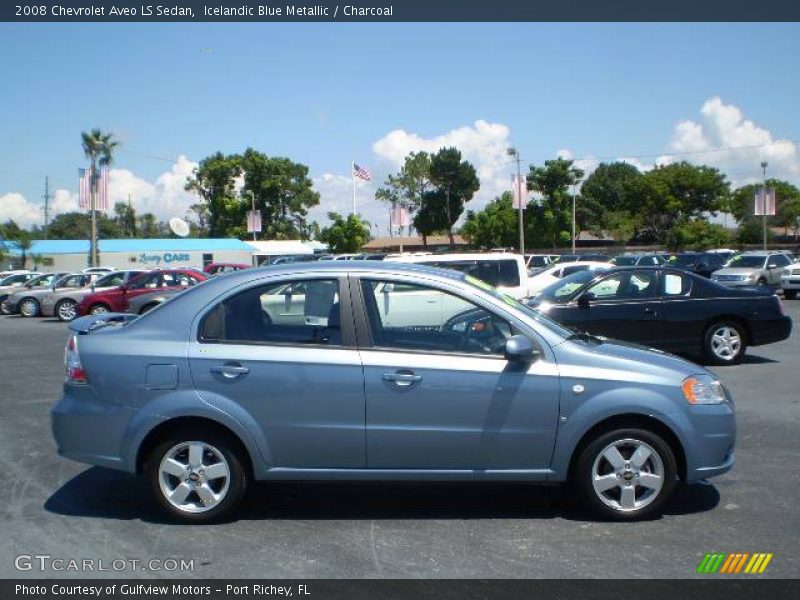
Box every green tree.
[418,147,479,244]
[46,212,120,239]
[579,162,643,236]
[114,202,137,237]
[318,212,370,253]
[634,162,729,245]
[730,179,800,239]
[11,230,34,269]
[137,213,161,238]
[461,192,518,250]
[0,220,25,240]
[187,202,210,236]
[81,128,119,265]
[240,149,320,240]
[375,151,433,235]
[185,152,245,238]
[526,157,584,250]
[672,219,731,251]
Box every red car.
[77,269,207,316]
[204,262,251,276]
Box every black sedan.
[527,266,791,365]
[665,252,728,278]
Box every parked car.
[126,287,185,315]
[780,263,800,299]
[528,266,791,365]
[525,254,559,272]
[666,252,727,278]
[388,252,534,299]
[710,251,793,288]
[554,253,609,263]
[527,261,611,295]
[41,270,146,321]
[610,253,666,267]
[4,273,98,317]
[0,271,43,308]
[77,269,208,316]
[204,263,250,276]
[82,267,116,274]
[53,261,736,522]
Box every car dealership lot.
[0,307,798,579]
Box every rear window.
[420,259,521,287]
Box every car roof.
[389,253,523,263]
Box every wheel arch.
[566,413,688,482]
[703,314,751,345]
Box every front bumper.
[683,403,736,483]
[711,278,761,287]
[2,298,21,314]
[780,275,800,290]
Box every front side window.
[361,280,515,355]
[586,271,658,301]
[201,279,341,346]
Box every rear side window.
[200,279,341,346]
[663,273,692,297]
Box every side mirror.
[577,292,596,308]
[504,335,539,362]
[382,283,395,293]
[767,263,778,270]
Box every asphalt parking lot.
[1,305,798,579]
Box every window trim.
[195,275,357,349]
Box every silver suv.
[710,252,792,288]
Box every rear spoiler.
[68,312,138,334]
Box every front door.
[357,278,560,471]
[188,276,365,469]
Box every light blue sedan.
[52,261,735,522]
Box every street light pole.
[571,181,578,254]
[761,161,768,251]
[507,147,524,255]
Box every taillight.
[65,335,87,384]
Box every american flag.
[78,167,110,211]
[353,163,371,181]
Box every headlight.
[681,375,726,405]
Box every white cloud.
[0,193,44,229]
[662,97,800,185]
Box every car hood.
[553,335,708,385]
[713,267,760,276]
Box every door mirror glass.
[504,335,538,362]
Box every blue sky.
[1,22,799,233]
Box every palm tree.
[14,232,34,269]
[81,129,119,266]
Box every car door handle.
[210,364,250,379]
[382,372,422,386]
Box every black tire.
[574,428,678,521]
[0,298,10,315]
[757,278,767,286]
[55,299,78,322]
[139,302,159,315]
[703,320,747,365]
[785,290,797,300]
[19,298,40,317]
[145,427,248,523]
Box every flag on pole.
[754,187,776,216]
[78,168,91,209]
[353,163,372,181]
[78,168,110,211]
[512,174,528,209]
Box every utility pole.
[43,176,51,240]
[90,166,98,267]
[571,180,579,254]
[761,161,768,251]
[507,147,524,255]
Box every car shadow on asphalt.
[44,467,720,524]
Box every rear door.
[188,275,366,469]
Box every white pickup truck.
[386,253,534,299]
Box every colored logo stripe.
[697,553,773,574]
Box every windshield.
[538,270,598,301]
[464,275,573,339]
[611,256,637,266]
[668,254,698,266]
[0,274,29,285]
[23,274,55,287]
[725,255,766,269]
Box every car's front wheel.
[55,299,78,321]
[785,289,797,300]
[703,320,747,365]
[19,298,40,317]
[574,428,677,520]
[89,303,110,316]
[146,428,248,523]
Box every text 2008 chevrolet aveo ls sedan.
[52,262,735,522]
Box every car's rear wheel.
[703,320,747,365]
[139,302,159,314]
[146,428,248,523]
[785,290,797,300]
[19,298,40,317]
[55,299,78,321]
[89,303,110,316]
[574,428,677,520]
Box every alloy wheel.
[711,326,742,361]
[20,299,39,317]
[158,441,231,514]
[57,300,77,321]
[90,305,109,315]
[591,438,664,512]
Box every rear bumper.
[750,316,792,346]
[780,276,800,290]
